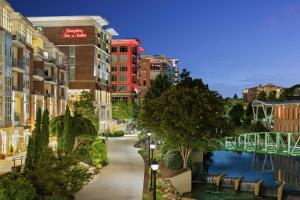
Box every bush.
[0,173,36,200]
[163,150,183,170]
[44,196,67,200]
[103,130,124,137]
[76,139,108,169]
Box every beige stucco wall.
[170,170,192,194]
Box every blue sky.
[9,0,300,97]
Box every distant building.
[138,55,179,99]
[111,39,143,103]
[243,83,285,102]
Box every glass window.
[120,55,128,62]
[111,46,117,53]
[2,8,10,32]
[111,84,117,92]
[120,46,128,52]
[120,65,127,72]
[111,66,118,72]
[118,84,127,92]
[120,74,127,82]
[69,46,75,80]
[111,74,117,82]
[112,55,117,62]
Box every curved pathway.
[76,135,144,200]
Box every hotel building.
[28,16,118,132]
[111,39,143,103]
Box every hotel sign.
[63,28,87,38]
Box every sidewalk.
[0,152,26,175]
[76,135,144,200]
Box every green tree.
[63,106,75,153]
[257,91,268,101]
[268,92,277,101]
[244,101,253,124]
[144,74,172,101]
[50,107,97,153]
[31,147,93,198]
[112,102,133,121]
[228,103,244,127]
[41,109,50,147]
[157,85,233,169]
[74,91,99,132]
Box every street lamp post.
[149,142,156,190]
[147,132,151,166]
[151,159,159,200]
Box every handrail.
[11,156,26,167]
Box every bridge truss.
[220,132,300,156]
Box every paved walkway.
[0,152,26,175]
[76,135,144,200]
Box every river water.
[189,150,300,199]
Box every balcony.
[45,93,54,97]
[12,58,25,73]
[12,85,23,92]
[59,64,67,71]
[33,90,44,96]
[44,75,57,84]
[37,47,44,57]
[12,33,26,47]
[45,55,58,65]
[33,69,45,81]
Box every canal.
[189,150,300,199]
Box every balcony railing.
[12,85,23,92]
[44,75,57,82]
[59,80,66,85]
[33,90,43,95]
[12,33,25,43]
[12,58,25,69]
[45,93,54,97]
[59,64,67,71]
[36,47,44,57]
[33,69,45,77]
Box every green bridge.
[220,132,300,156]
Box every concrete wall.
[170,170,192,194]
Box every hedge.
[103,130,124,137]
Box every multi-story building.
[111,39,143,103]
[138,55,179,99]
[31,30,68,125]
[0,0,69,156]
[28,16,118,133]
[243,83,285,102]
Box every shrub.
[163,150,183,170]
[0,173,36,200]
[103,130,124,137]
[76,139,108,169]
[44,196,67,200]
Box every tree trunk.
[179,145,192,169]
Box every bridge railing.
[220,132,300,156]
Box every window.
[120,74,127,82]
[143,80,146,86]
[69,46,75,80]
[120,46,128,52]
[120,55,128,62]
[111,66,118,72]
[112,55,117,62]
[2,8,10,32]
[111,74,117,82]
[111,46,117,53]
[118,85,127,92]
[111,84,117,92]
[120,65,127,72]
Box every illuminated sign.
[63,28,87,38]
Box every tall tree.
[63,106,74,153]
[228,103,244,127]
[74,91,99,132]
[157,84,233,169]
[112,102,133,122]
[41,109,50,147]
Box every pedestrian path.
[76,135,144,200]
[0,152,26,175]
